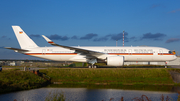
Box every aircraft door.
[42,49,46,55]
[159,49,163,55]
[128,49,132,55]
[153,51,157,55]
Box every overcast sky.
[0,0,180,59]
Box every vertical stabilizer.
[12,26,38,49]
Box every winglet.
[42,35,55,45]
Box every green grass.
[40,68,176,85]
[169,68,180,73]
[0,69,47,94]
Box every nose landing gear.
[165,61,167,68]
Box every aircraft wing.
[5,47,29,52]
[42,35,106,59]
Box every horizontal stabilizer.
[5,47,29,52]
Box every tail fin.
[12,26,38,49]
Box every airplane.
[5,26,177,68]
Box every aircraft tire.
[94,65,97,68]
[88,66,91,68]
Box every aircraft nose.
[173,55,177,60]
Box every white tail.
[12,26,38,49]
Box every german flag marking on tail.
[48,41,54,44]
[19,31,23,34]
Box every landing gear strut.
[88,59,97,68]
[165,61,167,68]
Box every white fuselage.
[23,46,177,62]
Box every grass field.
[1,68,179,94]
[40,68,178,85]
[0,69,47,94]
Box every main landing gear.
[88,65,97,68]
[88,59,97,68]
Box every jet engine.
[106,56,124,66]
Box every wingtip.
[4,47,11,49]
[42,35,52,42]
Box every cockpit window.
[169,50,176,55]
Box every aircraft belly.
[124,55,176,62]
[32,55,75,61]
[125,55,153,62]
[69,55,87,62]
[152,55,177,61]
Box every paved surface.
[168,65,180,69]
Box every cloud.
[1,36,11,40]
[150,4,161,9]
[49,34,69,41]
[166,38,180,43]
[169,9,180,13]
[129,36,138,42]
[1,36,7,38]
[29,34,41,38]
[71,35,78,39]
[130,36,136,39]
[108,32,128,41]
[45,31,167,42]
[80,33,98,40]
[93,32,130,42]
[93,37,108,41]
[141,33,166,40]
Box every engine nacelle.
[107,56,124,66]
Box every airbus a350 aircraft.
[5,26,177,68]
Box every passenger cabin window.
[148,50,153,53]
[139,49,143,53]
[134,49,138,53]
[144,49,147,53]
